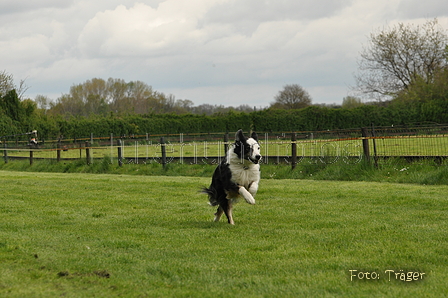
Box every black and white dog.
[202,130,261,224]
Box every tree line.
[1,19,448,140]
[2,92,448,141]
[35,78,258,117]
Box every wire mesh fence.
[2,124,448,167]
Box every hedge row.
[3,99,448,141]
[23,102,448,140]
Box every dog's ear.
[235,129,245,142]
[251,131,258,142]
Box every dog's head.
[233,129,262,164]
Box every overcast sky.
[1,0,448,107]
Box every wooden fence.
[2,124,448,168]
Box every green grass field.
[1,171,447,297]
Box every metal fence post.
[371,124,378,168]
[291,133,297,170]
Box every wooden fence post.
[85,141,91,165]
[291,133,297,170]
[224,133,229,155]
[361,127,370,162]
[160,137,166,169]
[57,141,61,162]
[3,142,7,163]
[30,149,34,165]
[117,139,123,167]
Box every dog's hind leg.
[218,199,234,225]
[214,206,224,222]
[224,202,234,225]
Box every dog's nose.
[255,155,261,160]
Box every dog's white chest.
[229,163,260,188]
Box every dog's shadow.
[180,220,237,229]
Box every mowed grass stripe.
[0,171,447,297]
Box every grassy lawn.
[1,171,447,297]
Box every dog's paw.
[238,187,256,205]
[246,197,256,205]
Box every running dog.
[202,130,261,224]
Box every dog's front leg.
[238,186,256,205]
[248,181,258,197]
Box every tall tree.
[271,84,312,109]
[0,90,23,122]
[355,18,448,100]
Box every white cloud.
[2,0,448,106]
[0,0,73,15]
[78,1,215,58]
[203,0,353,26]
[397,0,448,19]
[0,34,49,65]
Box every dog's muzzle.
[249,155,262,164]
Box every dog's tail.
[201,187,219,206]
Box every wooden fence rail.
[3,125,448,168]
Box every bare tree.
[342,96,363,109]
[271,84,312,109]
[0,70,14,97]
[107,78,129,112]
[355,18,448,100]
[49,93,84,117]
[34,95,50,110]
[0,70,28,99]
[175,99,194,113]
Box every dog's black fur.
[202,130,261,224]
